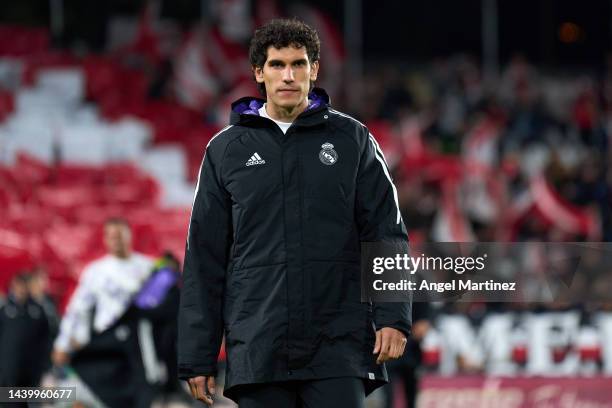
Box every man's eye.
[294,61,306,66]
[270,62,283,67]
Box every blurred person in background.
[26,267,60,388]
[0,272,52,405]
[134,251,191,406]
[384,302,431,408]
[51,217,160,408]
[28,267,59,329]
[178,18,411,408]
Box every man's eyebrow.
[267,58,308,65]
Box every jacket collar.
[229,87,330,128]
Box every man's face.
[27,272,47,299]
[10,278,28,303]
[104,223,132,258]
[254,45,319,112]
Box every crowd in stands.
[366,54,610,245]
[364,55,612,380]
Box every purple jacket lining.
[233,92,325,116]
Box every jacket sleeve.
[178,144,232,379]
[355,128,412,338]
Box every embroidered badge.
[319,142,338,165]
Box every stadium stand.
[0,26,195,311]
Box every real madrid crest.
[319,142,338,165]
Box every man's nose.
[282,66,295,82]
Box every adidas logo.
[246,152,266,166]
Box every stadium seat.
[138,144,187,184]
[107,117,152,161]
[59,123,110,165]
[36,67,85,105]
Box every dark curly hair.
[249,18,321,96]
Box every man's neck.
[111,251,132,260]
[265,98,309,122]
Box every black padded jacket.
[177,88,411,400]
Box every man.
[384,301,431,408]
[26,268,59,388]
[0,272,51,394]
[178,18,411,407]
[134,252,189,404]
[51,218,159,407]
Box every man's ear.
[254,66,264,83]
[310,61,319,81]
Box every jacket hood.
[230,87,330,125]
